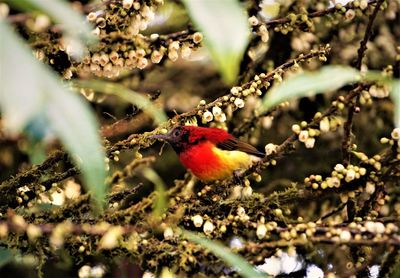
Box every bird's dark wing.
[217,137,265,158]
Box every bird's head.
[149,126,190,153]
[149,125,231,154]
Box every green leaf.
[392,80,400,128]
[72,80,167,124]
[142,169,167,218]
[182,230,266,278]
[4,0,95,58]
[182,0,250,84]
[0,21,106,209]
[0,247,13,268]
[261,65,361,111]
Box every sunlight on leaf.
[142,168,167,218]
[261,66,361,111]
[182,0,250,84]
[182,230,266,278]
[0,21,106,210]
[72,80,167,124]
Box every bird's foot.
[233,170,243,185]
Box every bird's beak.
[148,134,171,141]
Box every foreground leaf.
[5,0,95,58]
[182,230,266,278]
[142,168,167,218]
[0,21,106,209]
[73,80,167,124]
[261,66,360,111]
[0,247,13,268]
[392,80,400,128]
[183,0,250,84]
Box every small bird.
[150,126,265,182]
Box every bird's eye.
[173,130,181,137]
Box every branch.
[355,0,385,70]
[264,0,379,28]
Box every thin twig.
[355,0,385,70]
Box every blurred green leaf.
[390,260,400,278]
[183,0,250,84]
[261,66,360,111]
[142,168,167,218]
[26,140,47,165]
[0,21,106,210]
[392,80,400,128]
[73,80,167,124]
[363,71,393,83]
[182,230,266,278]
[261,65,400,128]
[0,247,13,268]
[5,0,95,58]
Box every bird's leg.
[233,170,243,185]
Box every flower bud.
[304,138,316,148]
[391,128,400,140]
[135,48,145,58]
[319,117,330,133]
[169,41,180,51]
[365,182,375,195]
[202,111,213,123]
[231,87,240,95]
[265,143,277,155]
[78,265,91,278]
[181,44,192,59]
[234,98,245,108]
[360,0,368,10]
[163,227,174,240]
[291,124,301,134]
[345,169,356,182]
[87,12,97,22]
[109,51,119,63]
[345,9,355,21]
[256,224,267,239]
[96,17,106,28]
[123,0,133,9]
[248,16,259,26]
[339,230,351,242]
[137,58,148,69]
[262,116,274,129]
[151,50,163,64]
[193,32,203,43]
[168,50,179,62]
[203,221,214,234]
[215,113,226,122]
[327,177,340,188]
[192,215,204,227]
[334,164,345,172]
[298,130,309,142]
[212,106,222,116]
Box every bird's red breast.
[179,140,257,181]
[150,126,265,181]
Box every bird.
[149,126,265,182]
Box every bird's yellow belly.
[199,147,255,181]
